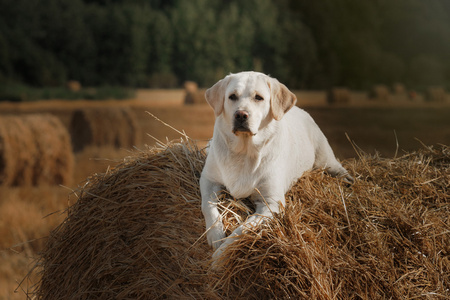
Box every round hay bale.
[369,85,391,102]
[0,114,74,186]
[69,107,141,152]
[23,114,74,186]
[391,83,409,102]
[426,86,446,102]
[0,116,37,185]
[327,88,351,104]
[184,81,205,105]
[184,81,198,94]
[393,83,406,95]
[28,141,450,299]
[66,80,82,92]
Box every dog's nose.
[234,110,249,121]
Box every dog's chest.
[218,153,266,199]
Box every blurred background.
[1,0,450,91]
[0,1,450,298]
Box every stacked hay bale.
[29,140,450,299]
[184,81,205,105]
[392,83,409,102]
[369,84,391,102]
[327,88,351,104]
[66,80,82,92]
[0,114,74,186]
[69,107,141,152]
[426,86,447,103]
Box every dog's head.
[205,71,297,137]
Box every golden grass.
[25,138,449,299]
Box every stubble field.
[0,89,449,299]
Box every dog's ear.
[268,78,297,121]
[205,77,229,117]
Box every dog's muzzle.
[232,110,254,136]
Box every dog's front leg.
[200,176,225,250]
[212,191,284,262]
[313,129,354,184]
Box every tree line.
[1,0,449,90]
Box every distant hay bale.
[393,83,406,95]
[0,114,73,186]
[392,83,410,102]
[184,81,198,94]
[29,140,450,299]
[66,80,81,92]
[0,116,37,185]
[327,88,351,104]
[184,81,205,105]
[426,86,447,102]
[69,107,141,152]
[369,85,391,102]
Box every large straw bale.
[0,114,73,186]
[69,107,141,152]
[0,116,37,185]
[23,114,74,185]
[29,140,450,299]
[327,88,351,104]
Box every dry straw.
[0,114,74,186]
[69,107,141,152]
[28,138,449,299]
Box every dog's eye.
[229,94,238,101]
[255,95,264,101]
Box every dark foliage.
[1,0,449,90]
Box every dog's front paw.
[206,223,226,250]
[328,167,355,185]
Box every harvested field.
[28,139,449,299]
[0,95,449,299]
[69,107,141,152]
[0,114,74,186]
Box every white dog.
[200,71,353,259]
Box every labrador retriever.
[200,71,353,260]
